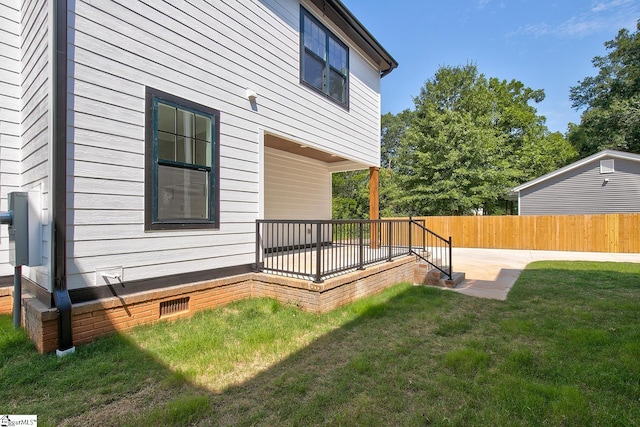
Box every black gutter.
[52,0,73,351]
[311,0,398,77]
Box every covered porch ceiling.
[264,133,371,172]
[264,133,346,163]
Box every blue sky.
[342,0,639,133]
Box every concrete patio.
[449,248,640,300]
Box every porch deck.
[16,219,454,353]
[262,242,404,280]
[256,219,453,283]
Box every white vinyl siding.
[19,0,50,288]
[0,0,50,286]
[264,147,332,220]
[519,157,640,215]
[0,0,22,276]
[263,147,332,249]
[61,0,381,289]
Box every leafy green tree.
[332,110,412,219]
[398,64,575,215]
[332,168,405,219]
[517,131,576,181]
[332,64,577,218]
[378,110,413,216]
[399,65,505,215]
[379,167,404,217]
[332,170,369,219]
[569,20,640,155]
[381,110,413,170]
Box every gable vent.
[160,297,190,317]
[600,159,615,174]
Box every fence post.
[254,221,261,272]
[448,236,453,280]
[408,217,412,255]
[387,220,393,262]
[358,221,364,270]
[314,223,323,283]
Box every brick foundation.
[22,295,58,353]
[414,260,463,288]
[18,256,418,353]
[414,260,444,286]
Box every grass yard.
[1,260,639,426]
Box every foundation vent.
[159,297,190,317]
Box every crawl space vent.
[160,297,190,317]
[600,159,615,174]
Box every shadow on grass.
[0,284,459,426]
[1,261,639,426]
[0,313,215,426]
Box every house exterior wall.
[63,0,382,290]
[519,157,640,215]
[263,146,332,248]
[19,0,50,288]
[0,0,22,277]
[0,0,50,286]
[264,146,332,220]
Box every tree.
[332,64,577,218]
[379,167,404,217]
[332,110,413,219]
[569,20,640,155]
[398,64,576,215]
[381,110,413,170]
[378,110,413,216]
[332,170,369,219]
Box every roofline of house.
[309,0,398,77]
[510,149,640,195]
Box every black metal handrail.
[409,217,452,279]
[255,218,450,283]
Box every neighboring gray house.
[508,150,640,215]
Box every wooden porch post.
[369,166,380,249]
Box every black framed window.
[300,7,349,106]
[145,87,220,230]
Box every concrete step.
[414,259,465,289]
[442,271,466,288]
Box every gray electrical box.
[8,192,41,267]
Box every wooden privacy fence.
[383,214,640,253]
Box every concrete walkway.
[449,248,640,300]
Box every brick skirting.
[16,256,417,353]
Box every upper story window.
[145,87,220,231]
[300,7,349,106]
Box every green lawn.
[1,261,639,426]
